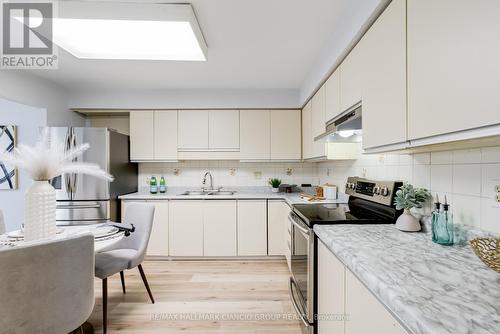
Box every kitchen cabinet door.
[270,110,301,160]
[209,110,240,150]
[146,200,169,256]
[345,269,407,334]
[203,200,237,256]
[154,110,178,160]
[302,101,312,160]
[318,240,345,334]
[340,41,364,113]
[178,110,209,150]
[407,0,500,140]
[362,0,407,150]
[325,69,341,123]
[240,110,271,160]
[311,85,326,139]
[237,200,267,256]
[168,200,204,256]
[267,200,288,255]
[129,111,154,161]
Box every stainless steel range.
[288,177,403,334]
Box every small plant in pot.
[394,183,431,232]
[268,178,282,193]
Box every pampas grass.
[0,128,114,182]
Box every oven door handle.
[289,214,310,236]
[289,277,311,328]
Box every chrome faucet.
[202,171,214,190]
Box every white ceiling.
[28,0,382,106]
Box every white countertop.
[120,186,349,206]
[314,223,500,334]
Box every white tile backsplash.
[317,145,500,232]
[139,161,318,188]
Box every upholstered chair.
[0,233,95,333]
[95,202,155,333]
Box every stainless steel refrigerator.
[48,127,138,225]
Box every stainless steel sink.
[178,190,210,196]
[178,190,237,196]
[208,190,236,195]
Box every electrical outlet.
[496,195,500,203]
[254,171,262,179]
[229,168,236,176]
[495,185,500,193]
[326,168,330,177]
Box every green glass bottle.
[150,176,158,194]
[159,176,166,193]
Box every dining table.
[0,224,126,252]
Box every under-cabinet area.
[122,199,291,258]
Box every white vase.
[271,187,279,193]
[395,209,421,232]
[24,181,57,241]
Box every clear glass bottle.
[149,176,158,194]
[432,196,454,245]
[159,176,166,193]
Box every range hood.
[314,103,362,143]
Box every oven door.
[289,212,314,332]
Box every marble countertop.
[314,224,500,334]
[120,186,349,206]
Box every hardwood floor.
[89,260,303,333]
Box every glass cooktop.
[292,202,394,226]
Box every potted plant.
[0,129,113,241]
[393,183,431,232]
[268,178,282,193]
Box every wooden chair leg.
[102,278,108,334]
[138,264,155,304]
[120,271,126,294]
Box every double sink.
[178,189,237,196]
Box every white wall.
[0,99,46,232]
[68,88,299,110]
[139,161,319,191]
[0,71,85,126]
[317,147,500,233]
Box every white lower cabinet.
[147,201,169,256]
[169,200,204,256]
[122,200,169,257]
[268,200,289,256]
[203,200,237,256]
[237,200,268,256]
[318,241,407,334]
[318,241,345,334]
[345,269,407,334]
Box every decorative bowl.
[469,237,500,274]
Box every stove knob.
[350,183,356,189]
[373,186,380,195]
[380,186,390,197]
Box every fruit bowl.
[469,237,500,274]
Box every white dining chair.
[0,233,95,333]
[95,202,155,334]
[0,209,5,235]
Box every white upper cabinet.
[312,85,326,139]
[178,110,209,150]
[407,0,500,140]
[302,100,313,160]
[130,110,178,161]
[362,0,407,150]
[270,110,301,160]
[209,110,240,150]
[154,110,178,160]
[325,69,341,123]
[240,110,271,160]
[340,40,364,112]
[130,111,154,161]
